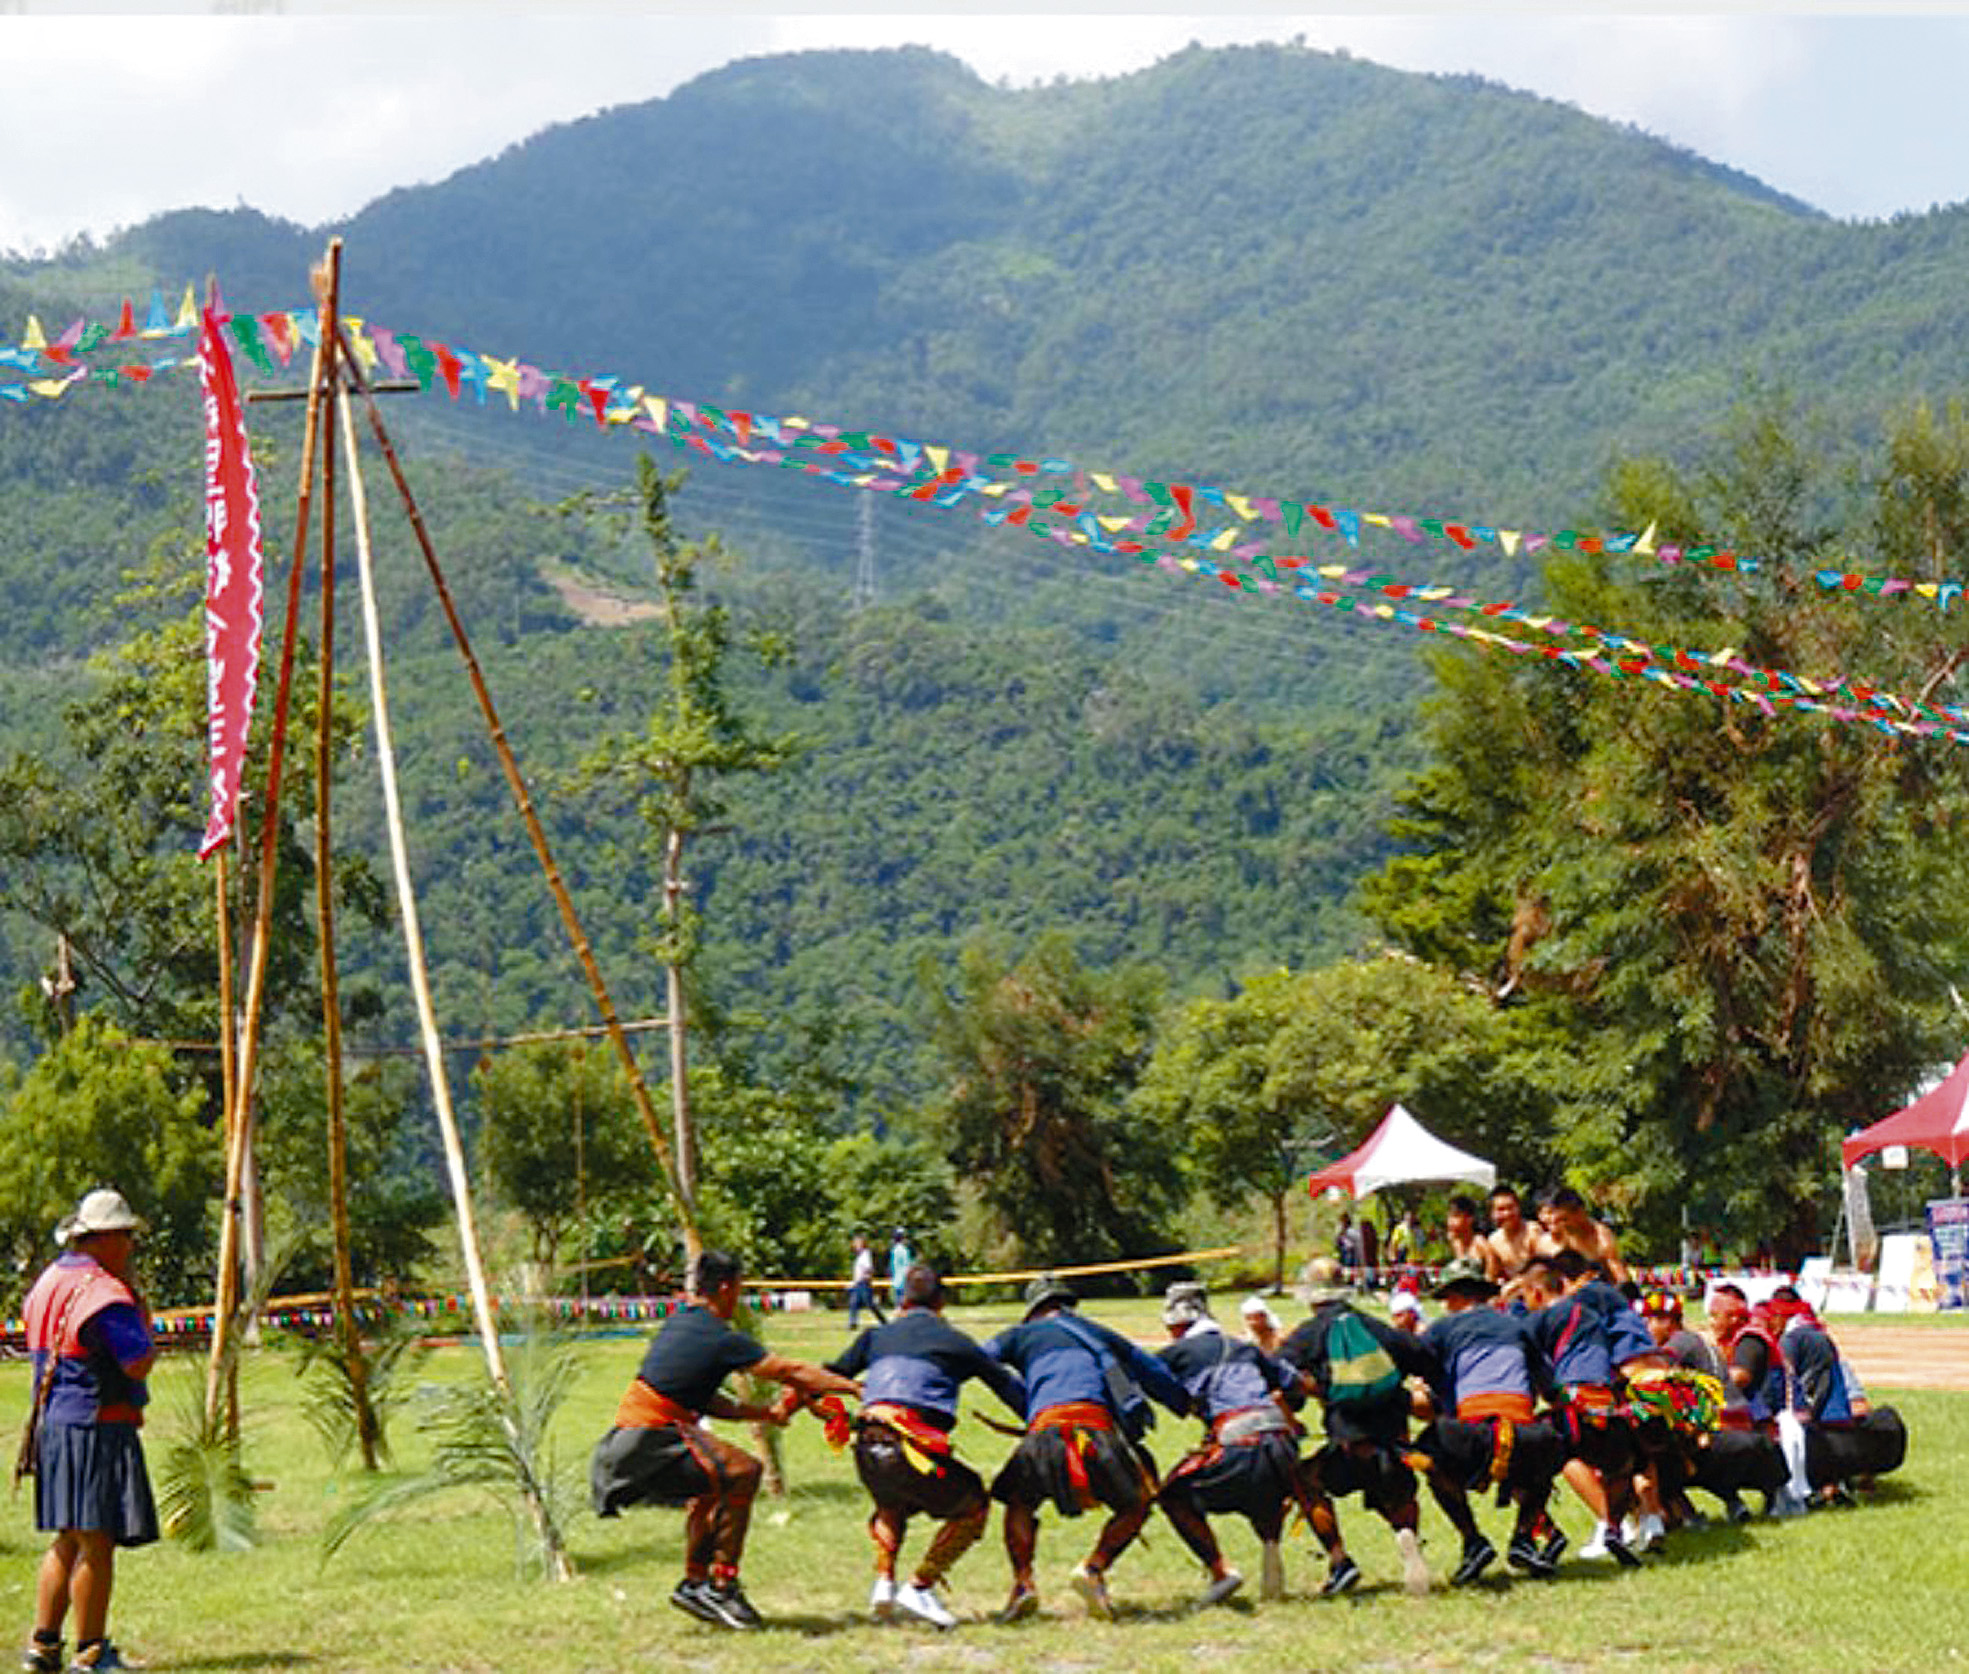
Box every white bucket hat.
[56,1188,142,1245]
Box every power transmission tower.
[851,491,877,612]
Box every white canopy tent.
[1305,1101,1497,1199]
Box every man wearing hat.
[1278,1257,1461,1598]
[1413,1255,1567,1584]
[1153,1282,1309,1605]
[982,1274,1190,1622]
[20,1189,158,1674]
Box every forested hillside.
[7,43,1969,1281]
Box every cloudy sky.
[2,8,1967,256]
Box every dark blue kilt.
[34,1420,158,1547]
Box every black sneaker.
[21,1644,60,1674]
[1320,1557,1362,1598]
[700,1579,763,1631]
[1603,1531,1643,1569]
[1507,1534,1556,1576]
[1450,1536,1497,1587]
[1538,1526,1569,1567]
[1724,1496,1753,1526]
[671,1579,721,1624]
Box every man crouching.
[590,1249,860,1630]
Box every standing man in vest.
[983,1275,1190,1622]
[589,1249,860,1630]
[21,1189,158,1674]
[825,1263,1027,1628]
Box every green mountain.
[6,42,1969,1105]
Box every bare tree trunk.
[664,824,696,1208]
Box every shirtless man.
[1532,1187,1628,1284]
[1484,1186,1539,1285]
[1445,1196,1491,1274]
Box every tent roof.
[1842,1048,1969,1171]
[1305,1101,1497,1199]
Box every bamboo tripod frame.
[202,238,701,1442]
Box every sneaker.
[1633,1513,1666,1552]
[1260,1539,1286,1601]
[1070,1563,1113,1621]
[1319,1557,1361,1598]
[21,1646,60,1674]
[870,1574,897,1621]
[1724,1496,1753,1526]
[1396,1527,1431,1597]
[671,1578,721,1624]
[699,1579,763,1631]
[1538,1526,1569,1567]
[1507,1534,1556,1576]
[1579,1522,1613,1560]
[66,1651,137,1673]
[1450,1535,1497,1587]
[895,1582,957,1630]
[997,1582,1040,1624]
[1201,1569,1245,1607]
[1766,1488,1809,1520]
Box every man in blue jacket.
[1153,1282,1308,1606]
[826,1264,1027,1629]
[983,1274,1190,1622]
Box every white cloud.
[2,11,1966,252]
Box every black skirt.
[34,1420,158,1547]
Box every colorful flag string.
[4,291,1965,742]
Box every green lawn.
[2,1299,1960,1672]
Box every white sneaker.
[1619,1514,1641,1548]
[1260,1540,1285,1601]
[1579,1522,1614,1560]
[870,1575,897,1621]
[1199,1569,1244,1607]
[1070,1563,1113,1620]
[1634,1513,1665,1552]
[1396,1527,1431,1597]
[895,1581,957,1630]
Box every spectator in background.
[847,1233,887,1331]
[888,1229,914,1307]
[1239,1295,1283,1354]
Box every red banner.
[195,301,265,859]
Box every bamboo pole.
[336,334,700,1258]
[336,375,573,1580]
[309,246,378,1470]
[205,269,331,1432]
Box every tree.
[0,1016,217,1307]
[0,560,381,1056]
[925,932,1176,1266]
[471,1040,643,1265]
[1138,958,1521,1287]
[1360,393,1969,1260]
[255,1047,447,1288]
[577,458,802,1233]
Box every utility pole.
[851,491,876,612]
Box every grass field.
[2,1299,1962,1673]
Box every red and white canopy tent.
[1306,1101,1497,1199]
[1842,1047,1969,1188]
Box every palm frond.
[297,1316,424,1468]
[320,1320,581,1580]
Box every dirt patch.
[545,566,660,628]
[1834,1322,1968,1391]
